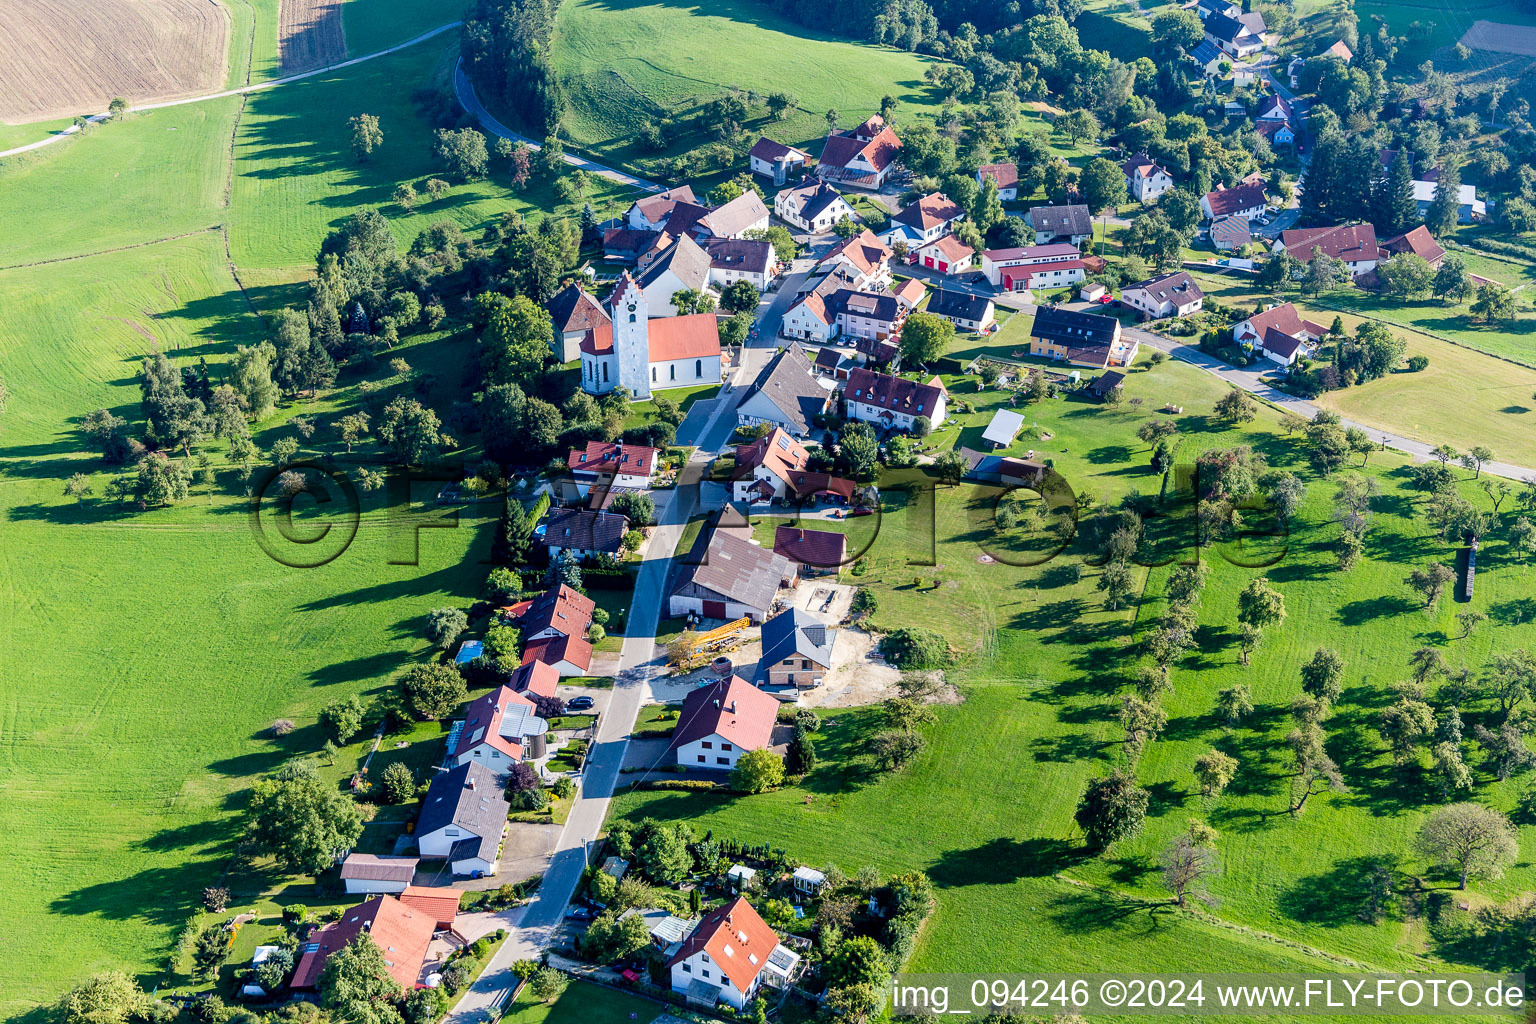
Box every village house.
[541,506,629,561]
[1412,178,1484,223]
[626,186,700,231]
[1278,223,1384,277]
[602,226,662,263]
[1187,39,1228,76]
[843,367,947,432]
[749,137,811,186]
[1120,271,1205,319]
[780,266,860,344]
[924,288,995,332]
[980,243,1086,292]
[291,895,439,991]
[818,229,894,290]
[508,583,595,645]
[888,192,967,245]
[1202,8,1266,57]
[837,290,906,343]
[1025,204,1093,246]
[735,343,834,438]
[816,113,902,190]
[1027,305,1139,368]
[1254,94,1296,146]
[698,190,772,239]
[580,273,721,397]
[414,761,509,877]
[774,181,857,233]
[546,283,610,362]
[732,427,856,505]
[670,525,797,623]
[758,605,835,687]
[1211,214,1252,251]
[452,684,550,767]
[1233,302,1327,366]
[669,676,781,770]
[668,897,802,1009]
[507,658,560,699]
[703,237,777,291]
[913,233,975,275]
[977,161,1019,201]
[566,441,657,493]
[1200,180,1268,223]
[339,854,419,895]
[1122,152,1174,202]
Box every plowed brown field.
[0,0,229,123]
[278,0,345,73]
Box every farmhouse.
[1025,204,1092,245]
[670,526,797,623]
[736,343,833,437]
[1201,180,1267,223]
[291,896,437,991]
[546,283,610,362]
[982,408,1025,448]
[414,761,509,877]
[924,288,995,332]
[668,896,801,1009]
[1278,223,1384,276]
[774,181,856,233]
[1027,306,1138,368]
[816,114,902,189]
[339,854,419,895]
[890,192,967,244]
[772,526,848,576]
[541,507,629,560]
[1120,271,1204,319]
[699,190,771,240]
[579,273,722,397]
[603,227,663,263]
[749,137,811,185]
[1122,152,1174,202]
[669,676,781,770]
[566,441,657,492]
[976,162,1019,200]
[453,685,550,767]
[758,605,835,686]
[913,233,975,275]
[843,367,947,432]
[980,243,1086,292]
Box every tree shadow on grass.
[928,837,1087,887]
[1047,885,1178,935]
[1278,855,1404,927]
[1335,594,1419,625]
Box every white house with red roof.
[668,896,801,1009]
[913,233,975,275]
[1233,302,1327,366]
[815,114,902,190]
[749,137,810,186]
[818,229,894,289]
[670,675,780,770]
[1278,223,1384,276]
[1122,152,1174,202]
[510,584,595,645]
[546,283,611,363]
[580,273,722,398]
[731,427,854,503]
[844,367,947,432]
[507,659,560,699]
[1200,180,1268,223]
[522,631,593,676]
[980,243,1085,292]
[454,685,550,768]
[566,441,658,492]
[886,192,967,245]
[627,186,699,231]
[976,162,1019,201]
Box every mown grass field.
[549,0,948,170]
[0,233,496,1016]
[616,352,1536,996]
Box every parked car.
[567,695,595,711]
[848,508,874,518]
[566,906,594,921]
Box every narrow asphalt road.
[452,59,664,194]
[0,22,464,160]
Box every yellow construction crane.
[689,617,750,655]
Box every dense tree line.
[462,0,565,133]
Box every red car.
[848,507,875,517]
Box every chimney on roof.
[468,776,476,791]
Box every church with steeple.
[579,272,723,399]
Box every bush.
[1407,355,1429,372]
[400,663,468,720]
[553,777,576,800]
[271,719,295,737]
[378,761,415,804]
[425,607,468,649]
[638,779,725,791]
[731,749,785,793]
[879,627,950,669]
[202,887,229,912]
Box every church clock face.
[628,303,636,313]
